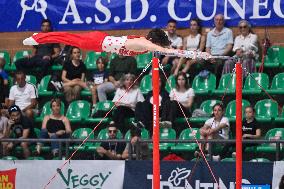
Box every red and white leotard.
[25,31,147,56]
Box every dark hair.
[15,70,26,76]
[211,103,224,117]
[50,98,61,108]
[146,28,171,47]
[130,127,141,138]
[175,72,189,90]
[167,19,177,24]
[0,57,6,67]
[190,18,202,34]
[69,46,81,59]
[41,19,51,26]
[8,105,21,114]
[96,56,107,66]
[245,105,255,113]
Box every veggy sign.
[58,168,112,189]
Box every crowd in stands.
[0,14,283,161]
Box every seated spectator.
[8,71,38,119]
[0,104,8,156]
[168,72,195,129]
[36,98,72,156]
[61,46,87,104]
[222,20,258,77]
[97,55,137,102]
[197,103,230,156]
[112,74,144,134]
[205,14,233,81]
[219,106,261,160]
[96,122,126,160]
[15,19,60,79]
[174,19,206,76]
[0,57,9,111]
[134,78,171,133]
[4,105,36,159]
[122,127,150,160]
[89,56,109,107]
[162,19,183,75]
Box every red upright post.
[235,62,243,189]
[152,57,160,189]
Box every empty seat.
[225,99,250,122]
[139,74,152,95]
[213,73,237,95]
[192,72,216,95]
[243,73,269,95]
[171,128,200,152]
[254,99,278,122]
[136,52,152,69]
[267,73,284,95]
[66,100,91,123]
[257,128,284,153]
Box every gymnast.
[23,29,212,59]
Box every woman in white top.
[112,74,144,134]
[168,72,195,128]
[199,103,230,153]
[222,20,258,77]
[174,19,206,76]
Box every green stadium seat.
[225,99,250,122]
[85,100,114,124]
[190,100,221,123]
[66,100,91,123]
[38,75,53,97]
[84,51,107,70]
[136,52,152,69]
[25,75,37,85]
[165,75,176,93]
[0,50,11,66]
[149,128,176,151]
[35,101,65,122]
[243,73,269,95]
[254,99,278,122]
[93,128,123,149]
[124,128,149,140]
[275,106,284,123]
[171,128,200,152]
[256,128,284,153]
[71,128,95,151]
[257,46,282,68]
[249,158,270,162]
[221,157,235,162]
[267,73,284,95]
[1,156,18,160]
[5,50,31,72]
[213,73,237,95]
[27,156,45,160]
[192,72,216,95]
[140,74,152,95]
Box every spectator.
[134,78,171,133]
[206,14,233,81]
[36,98,72,156]
[197,103,230,156]
[0,57,9,110]
[162,19,183,74]
[89,56,109,107]
[8,71,38,119]
[4,105,36,159]
[96,122,126,160]
[122,127,150,160]
[15,19,60,79]
[0,104,8,156]
[219,106,261,160]
[222,20,258,77]
[97,55,137,102]
[61,46,87,104]
[112,74,144,134]
[167,72,195,129]
[174,19,206,76]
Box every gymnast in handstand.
[23,29,178,56]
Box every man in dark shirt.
[4,105,35,159]
[15,19,60,79]
[96,122,126,160]
[97,55,137,102]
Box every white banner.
[272,161,284,189]
[0,160,125,189]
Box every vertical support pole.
[152,56,160,189]
[235,62,243,189]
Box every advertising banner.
[272,161,284,189]
[124,161,273,189]
[0,0,284,32]
[0,160,125,189]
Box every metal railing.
[0,138,283,160]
